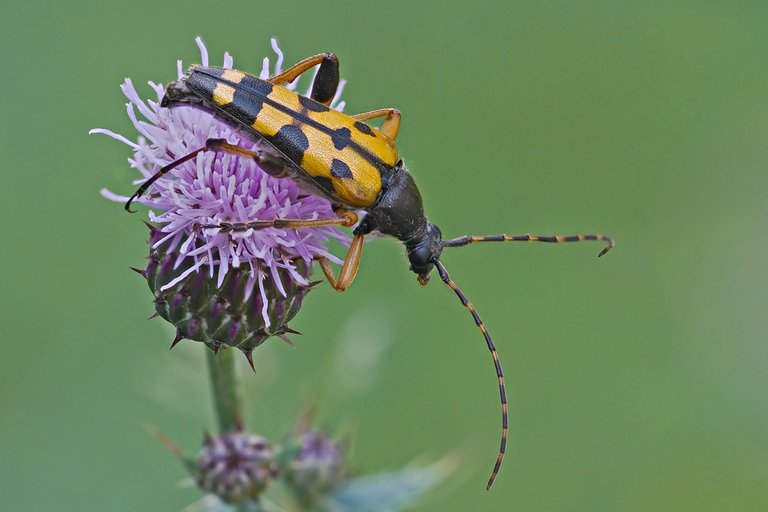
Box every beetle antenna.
[443,233,614,258]
[433,259,507,490]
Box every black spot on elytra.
[269,125,309,164]
[312,176,335,194]
[330,159,353,179]
[298,94,328,112]
[226,89,263,124]
[354,121,375,136]
[239,74,274,96]
[185,72,219,102]
[330,127,352,150]
[198,67,224,78]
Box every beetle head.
[161,79,194,108]
[161,68,203,108]
[408,223,443,285]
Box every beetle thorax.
[368,163,429,245]
[366,164,443,282]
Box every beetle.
[125,52,614,489]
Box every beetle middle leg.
[269,53,339,106]
[125,138,288,212]
[204,207,365,291]
[203,210,359,233]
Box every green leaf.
[323,462,450,512]
[189,495,264,512]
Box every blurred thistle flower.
[92,38,350,360]
[150,418,451,512]
[283,428,346,504]
[196,430,278,504]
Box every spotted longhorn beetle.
[125,52,614,489]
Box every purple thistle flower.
[93,38,349,330]
[286,429,346,501]
[196,431,277,503]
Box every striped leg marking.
[433,260,507,490]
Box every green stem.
[206,349,242,432]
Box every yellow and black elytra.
[125,52,614,490]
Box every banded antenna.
[435,230,613,489]
[433,259,507,490]
[443,232,614,257]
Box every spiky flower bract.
[94,38,350,354]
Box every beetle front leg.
[269,53,339,106]
[313,214,375,291]
[315,233,365,291]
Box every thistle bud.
[195,431,277,503]
[284,430,345,502]
[145,226,313,354]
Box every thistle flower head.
[94,38,350,351]
[196,431,277,504]
[285,429,345,501]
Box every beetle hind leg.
[204,139,290,178]
[201,207,364,291]
[269,53,340,106]
[124,138,290,212]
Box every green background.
[2,0,766,510]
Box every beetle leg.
[315,233,365,291]
[202,206,363,291]
[351,108,401,140]
[313,214,374,291]
[269,53,339,106]
[203,210,359,233]
[124,138,288,212]
[205,139,289,177]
